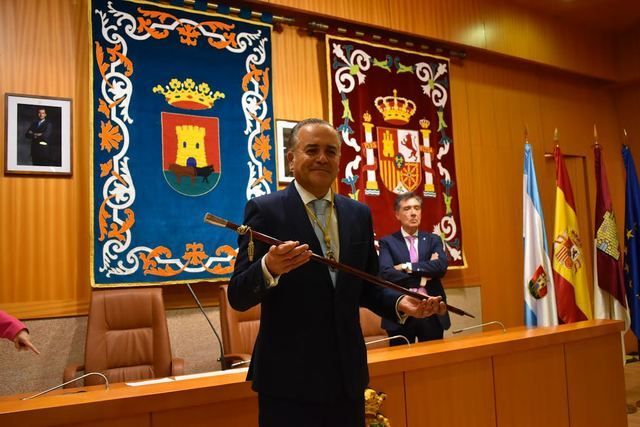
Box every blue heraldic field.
[91,0,274,286]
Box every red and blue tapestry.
[91,0,275,285]
[327,36,465,267]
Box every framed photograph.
[275,119,297,184]
[5,93,72,176]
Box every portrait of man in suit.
[379,192,451,345]
[18,105,62,167]
[228,118,446,427]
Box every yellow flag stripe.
[553,187,592,319]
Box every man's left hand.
[398,295,447,318]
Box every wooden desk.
[0,320,627,427]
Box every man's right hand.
[265,241,312,276]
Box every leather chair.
[360,307,389,349]
[218,284,260,368]
[63,287,184,387]
[218,285,388,366]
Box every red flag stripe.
[554,146,577,210]
[554,272,588,323]
[594,146,628,307]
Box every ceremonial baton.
[204,213,474,318]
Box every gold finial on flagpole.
[593,124,599,146]
[623,129,629,148]
[553,128,559,147]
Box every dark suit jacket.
[228,183,402,403]
[25,118,52,144]
[378,231,451,332]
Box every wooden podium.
[0,320,627,427]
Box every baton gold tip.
[204,213,228,228]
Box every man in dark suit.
[24,108,53,166]
[379,192,451,345]
[228,118,446,427]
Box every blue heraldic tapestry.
[91,0,275,286]
[327,35,465,268]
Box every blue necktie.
[310,199,336,286]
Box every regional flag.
[593,145,629,329]
[523,144,558,326]
[623,145,640,337]
[552,146,592,323]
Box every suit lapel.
[334,196,349,289]
[284,184,322,254]
[394,232,411,262]
[418,231,428,261]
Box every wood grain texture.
[494,345,570,427]
[0,0,91,318]
[564,333,628,427]
[388,0,486,48]
[0,0,634,328]
[405,358,496,427]
[0,320,625,426]
[268,0,392,28]
[368,373,407,427]
[483,0,616,80]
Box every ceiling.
[512,0,640,34]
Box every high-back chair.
[63,287,184,387]
[360,307,389,349]
[218,284,260,367]
[218,285,388,365]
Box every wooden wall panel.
[272,26,326,120]
[443,53,624,326]
[0,0,634,331]
[615,26,640,83]
[0,0,91,318]
[388,0,486,48]
[268,0,392,28]
[267,0,618,81]
[483,0,616,81]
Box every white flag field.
[523,144,558,326]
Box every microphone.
[231,359,251,368]
[185,283,229,370]
[365,335,411,347]
[22,372,109,400]
[451,320,506,335]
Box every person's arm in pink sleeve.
[0,310,27,340]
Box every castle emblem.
[154,78,224,196]
[528,265,549,299]
[596,211,621,260]
[160,113,221,196]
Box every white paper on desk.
[126,377,175,387]
[174,367,249,381]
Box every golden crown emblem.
[374,89,416,125]
[153,78,225,110]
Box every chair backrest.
[83,287,174,385]
[219,284,260,359]
[360,307,389,349]
[218,285,387,356]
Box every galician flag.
[523,144,558,326]
[623,145,640,337]
[552,146,592,323]
[593,144,629,329]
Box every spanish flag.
[552,146,592,323]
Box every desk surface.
[0,320,625,427]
